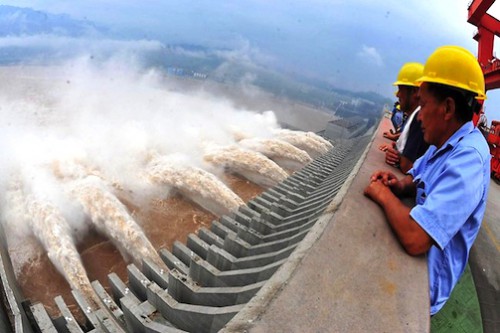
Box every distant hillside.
[0,5,106,37]
[0,6,389,119]
[327,86,392,107]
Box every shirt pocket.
[416,180,426,205]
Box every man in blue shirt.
[390,102,404,133]
[364,45,491,315]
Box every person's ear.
[443,97,456,121]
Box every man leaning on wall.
[364,45,491,315]
[380,62,429,173]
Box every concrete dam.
[4,65,496,333]
[0,126,374,332]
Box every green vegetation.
[431,265,483,333]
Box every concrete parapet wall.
[224,117,430,332]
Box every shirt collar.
[429,121,474,159]
[407,106,420,122]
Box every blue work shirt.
[391,109,404,131]
[408,121,491,315]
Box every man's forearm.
[396,175,416,197]
[399,156,413,175]
[376,191,432,256]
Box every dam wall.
[0,117,431,332]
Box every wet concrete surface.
[13,173,263,324]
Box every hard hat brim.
[416,76,487,100]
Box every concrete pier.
[0,117,444,332]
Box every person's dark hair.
[426,82,480,122]
[400,85,419,95]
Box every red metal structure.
[468,0,500,179]
[488,120,500,180]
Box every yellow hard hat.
[416,45,486,100]
[393,62,424,87]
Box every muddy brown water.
[14,173,263,324]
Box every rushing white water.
[203,146,288,187]
[0,63,317,306]
[51,159,102,182]
[273,129,333,158]
[238,137,312,171]
[146,155,244,216]
[68,175,165,269]
[5,179,100,309]
[304,131,334,149]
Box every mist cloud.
[357,45,384,67]
[0,34,163,51]
[0,55,283,251]
[0,34,165,66]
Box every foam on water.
[238,137,312,171]
[5,179,100,309]
[146,155,244,216]
[68,175,165,269]
[204,146,288,187]
[274,129,333,158]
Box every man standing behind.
[381,62,429,173]
[390,101,404,134]
[364,45,491,315]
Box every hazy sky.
[2,0,500,122]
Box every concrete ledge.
[53,296,84,333]
[120,297,184,333]
[167,270,264,306]
[147,283,243,333]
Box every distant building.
[167,67,184,76]
[193,72,207,79]
[324,117,367,140]
[166,67,207,80]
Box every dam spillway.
[0,132,371,332]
